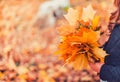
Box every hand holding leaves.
[55,4,107,70]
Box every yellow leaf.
[92,16,100,30]
[82,4,96,22]
[73,54,90,70]
[93,47,107,62]
[64,8,82,26]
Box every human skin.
[89,62,104,73]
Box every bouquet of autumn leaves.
[55,5,107,70]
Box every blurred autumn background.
[0,0,114,82]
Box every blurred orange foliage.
[0,0,114,82]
